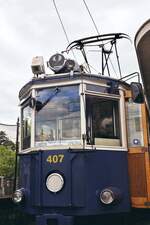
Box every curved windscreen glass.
[35,85,80,147]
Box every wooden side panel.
[128,153,147,197]
[126,97,150,208]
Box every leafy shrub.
[0,145,16,178]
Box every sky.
[0,0,149,124]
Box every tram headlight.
[100,187,121,205]
[46,173,64,193]
[12,189,24,204]
[48,53,66,73]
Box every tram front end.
[13,66,131,225]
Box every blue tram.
[12,30,150,225]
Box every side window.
[86,96,121,146]
[22,105,32,149]
[126,101,144,147]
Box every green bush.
[0,145,16,178]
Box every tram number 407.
[46,154,64,164]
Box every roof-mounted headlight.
[48,53,66,73]
[47,53,80,74]
[65,59,75,71]
[65,59,80,72]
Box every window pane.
[35,85,81,146]
[86,96,121,146]
[60,118,80,139]
[126,102,144,147]
[86,84,119,95]
[22,105,32,149]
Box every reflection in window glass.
[126,102,144,147]
[35,85,80,146]
[60,118,80,139]
[22,105,32,149]
[86,96,121,146]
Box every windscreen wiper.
[36,87,61,111]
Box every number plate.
[46,154,64,164]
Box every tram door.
[126,93,150,208]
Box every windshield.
[35,85,81,147]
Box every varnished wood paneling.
[141,104,148,147]
[145,152,150,200]
[131,197,149,208]
[128,153,147,197]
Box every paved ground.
[1,200,150,225]
[2,213,150,225]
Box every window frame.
[34,84,81,147]
[83,84,127,149]
[85,93,121,146]
[21,100,32,150]
[20,81,127,151]
[86,95,121,144]
[126,101,144,147]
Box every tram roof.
[19,72,130,100]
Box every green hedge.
[0,145,15,178]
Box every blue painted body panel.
[19,149,130,216]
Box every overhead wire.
[52,0,77,60]
[82,0,120,76]
[82,0,100,35]
[109,57,119,78]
